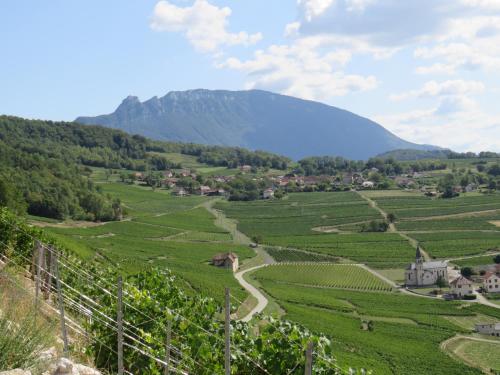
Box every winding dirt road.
[234,264,269,322]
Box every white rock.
[38,347,58,362]
[0,370,32,375]
[52,358,73,374]
[73,364,101,375]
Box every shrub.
[463,294,477,300]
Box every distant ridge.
[76,89,440,160]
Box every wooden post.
[35,242,43,306]
[117,276,124,375]
[54,252,69,355]
[304,341,313,375]
[44,247,52,299]
[225,287,231,375]
[164,319,172,375]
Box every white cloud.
[298,0,335,21]
[218,39,376,100]
[391,80,485,101]
[150,0,262,52]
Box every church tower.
[415,244,424,286]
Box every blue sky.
[1,0,500,152]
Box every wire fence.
[0,218,352,375]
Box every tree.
[438,174,458,198]
[494,255,500,264]
[461,267,474,278]
[252,235,263,244]
[436,276,446,291]
[387,213,397,223]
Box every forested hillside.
[0,116,289,220]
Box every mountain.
[76,89,439,160]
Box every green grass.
[452,255,500,267]
[444,338,500,373]
[254,264,393,291]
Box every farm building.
[361,181,375,188]
[475,323,500,337]
[263,188,275,199]
[450,276,474,297]
[405,247,448,287]
[211,252,239,272]
[172,187,188,197]
[483,271,500,293]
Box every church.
[405,246,448,287]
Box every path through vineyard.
[205,200,273,321]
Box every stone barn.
[211,252,239,272]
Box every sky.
[1,0,500,152]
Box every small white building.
[475,323,500,337]
[211,252,239,272]
[450,276,474,297]
[263,188,275,199]
[362,181,375,188]
[483,271,500,293]
[405,247,448,287]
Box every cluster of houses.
[270,173,376,190]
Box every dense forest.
[294,156,448,176]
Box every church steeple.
[415,244,424,264]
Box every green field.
[254,264,392,291]
[258,280,488,374]
[216,191,381,237]
[216,192,418,268]
[44,183,254,302]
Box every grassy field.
[258,280,490,374]
[254,264,393,291]
[443,337,500,373]
[44,183,254,303]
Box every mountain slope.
[76,89,438,160]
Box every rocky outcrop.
[0,358,101,375]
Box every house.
[483,271,500,293]
[450,276,474,297]
[134,172,145,181]
[263,188,275,199]
[239,165,252,173]
[465,183,478,193]
[405,246,448,287]
[179,169,191,177]
[162,177,178,188]
[395,177,415,188]
[163,171,174,178]
[172,187,188,197]
[211,252,239,272]
[362,181,375,189]
[475,323,500,337]
[197,185,212,196]
[342,174,353,185]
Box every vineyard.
[215,192,381,237]
[46,183,254,303]
[254,264,393,292]
[257,280,487,375]
[0,207,351,375]
[262,233,415,268]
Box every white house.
[263,188,275,199]
[475,323,500,337]
[362,181,375,188]
[405,247,448,287]
[450,276,474,297]
[483,271,500,293]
